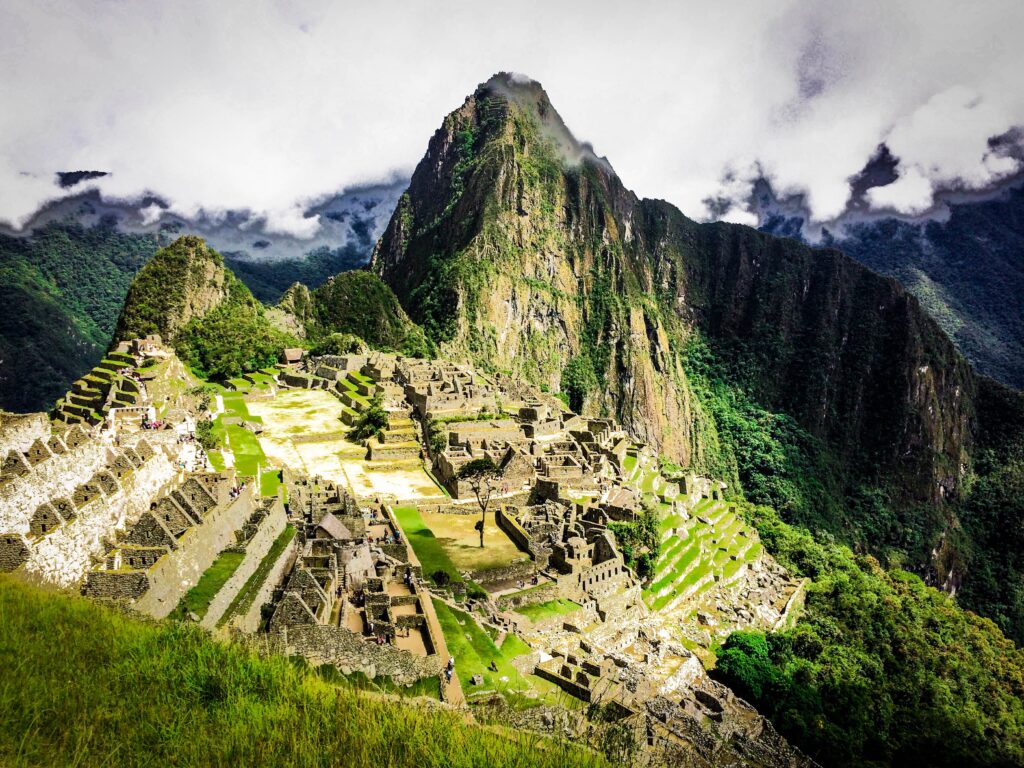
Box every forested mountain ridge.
[0,185,396,412]
[759,184,1024,390]
[0,220,159,412]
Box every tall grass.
[0,576,605,768]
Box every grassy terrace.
[432,599,531,701]
[176,550,246,619]
[514,598,582,623]
[392,506,463,587]
[218,525,297,628]
[644,500,761,612]
[260,469,283,499]
[211,389,268,478]
[0,576,603,768]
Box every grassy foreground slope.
[0,577,602,768]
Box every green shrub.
[195,419,219,451]
[607,502,660,580]
[348,391,389,441]
[176,281,293,380]
[310,332,367,356]
[561,353,598,413]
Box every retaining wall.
[201,502,287,629]
[23,451,176,587]
[271,624,441,685]
[133,487,257,619]
[0,440,108,533]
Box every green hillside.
[713,503,1024,768]
[276,268,432,360]
[0,576,602,768]
[0,221,159,411]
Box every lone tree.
[348,391,388,442]
[458,457,503,548]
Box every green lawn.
[223,423,265,477]
[648,539,702,596]
[207,450,226,471]
[175,551,246,619]
[514,599,582,623]
[218,525,296,628]
[432,599,532,700]
[622,454,637,479]
[0,576,605,768]
[658,512,685,535]
[219,390,254,420]
[644,499,760,610]
[206,389,268,478]
[392,506,463,587]
[260,469,283,498]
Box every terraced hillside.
[52,349,143,426]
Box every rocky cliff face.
[372,76,712,465]
[113,235,236,344]
[371,74,975,506]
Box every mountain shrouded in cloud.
[2,0,1023,235]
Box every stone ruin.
[267,475,445,685]
[83,471,259,618]
[430,403,628,500]
[0,415,177,585]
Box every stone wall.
[23,451,176,587]
[472,558,538,586]
[200,500,287,629]
[497,581,562,612]
[133,486,257,618]
[271,623,441,685]
[496,506,531,552]
[0,534,30,572]
[0,413,49,454]
[229,534,298,633]
[418,490,531,516]
[80,570,149,599]
[0,439,108,533]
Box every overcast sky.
[1,0,1023,236]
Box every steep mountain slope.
[372,78,716,467]
[302,271,431,356]
[0,221,158,411]
[113,236,293,380]
[371,73,975,519]
[757,184,1024,391]
[827,189,1024,390]
[113,235,238,342]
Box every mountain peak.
[472,72,609,169]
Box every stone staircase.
[366,413,421,461]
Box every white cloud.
[866,166,935,214]
[0,0,1022,233]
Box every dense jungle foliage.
[713,503,1024,768]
